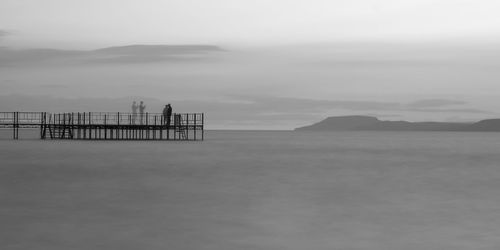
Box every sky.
[1,0,500,129]
[2,0,500,48]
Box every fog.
[1,42,500,129]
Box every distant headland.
[295,116,500,132]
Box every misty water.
[2,130,500,249]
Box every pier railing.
[0,111,204,140]
[51,112,204,127]
[0,112,47,127]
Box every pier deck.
[0,112,204,140]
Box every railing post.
[71,112,74,139]
[89,112,92,139]
[40,112,45,139]
[194,113,197,140]
[146,112,149,139]
[185,113,189,140]
[78,112,81,139]
[117,112,120,140]
[154,115,157,140]
[160,114,163,140]
[39,112,43,139]
[16,112,19,139]
[83,112,86,139]
[62,113,66,139]
[13,112,17,139]
[104,114,107,140]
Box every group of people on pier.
[131,101,172,126]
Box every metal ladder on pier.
[48,114,74,139]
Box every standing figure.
[166,103,172,127]
[166,105,170,126]
[139,101,146,125]
[131,101,138,124]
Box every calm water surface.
[1,130,500,250]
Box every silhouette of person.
[131,101,138,124]
[163,104,172,126]
[139,101,146,125]
[162,105,168,125]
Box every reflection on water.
[2,131,500,250]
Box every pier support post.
[13,112,18,139]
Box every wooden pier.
[0,112,204,140]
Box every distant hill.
[295,116,500,131]
[466,119,500,131]
[0,44,224,66]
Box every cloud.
[0,30,10,43]
[407,99,467,108]
[406,108,490,114]
[405,99,489,114]
[228,95,400,112]
[39,84,69,89]
[305,59,437,69]
[222,96,486,114]
[0,30,9,37]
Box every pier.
[0,112,204,140]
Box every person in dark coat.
[162,105,168,124]
[163,104,172,126]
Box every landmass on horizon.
[296,116,500,131]
[0,44,224,66]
